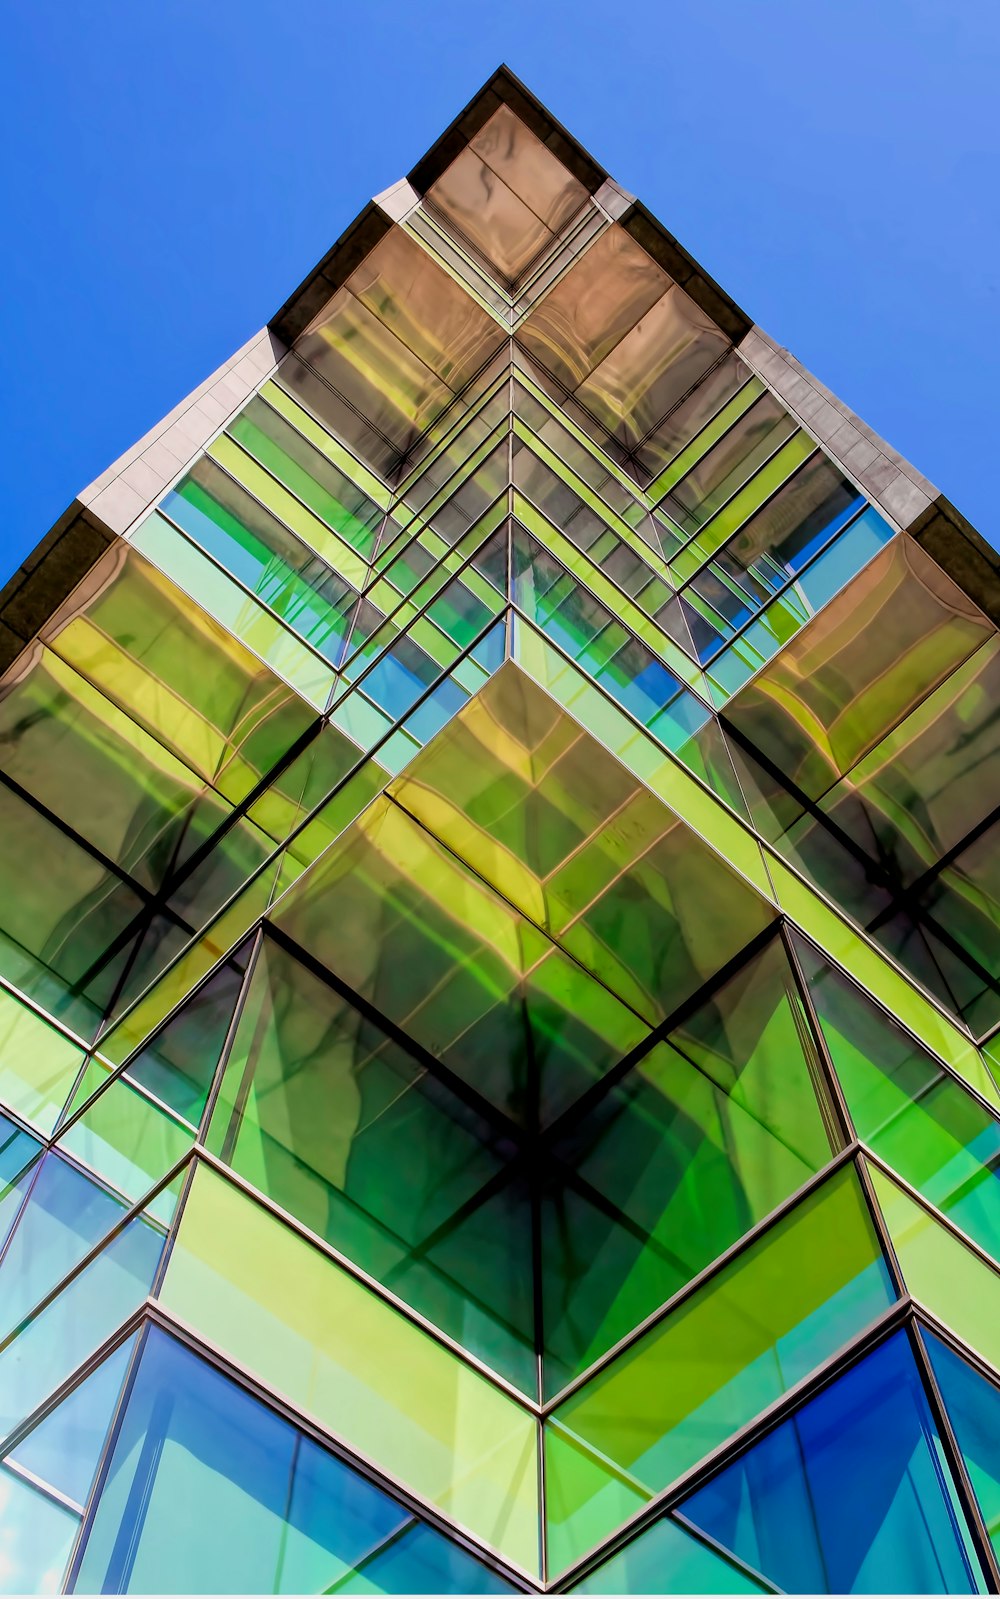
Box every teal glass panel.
[574,1513,770,1593]
[0,1464,78,1593]
[799,937,1000,1261]
[679,1331,985,1594]
[76,1326,510,1594]
[925,1331,1000,1560]
[0,1205,166,1438]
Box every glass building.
[2,64,1000,1594]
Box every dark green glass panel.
[75,1326,511,1593]
[799,936,1000,1262]
[209,935,536,1392]
[574,1513,770,1594]
[926,1331,1000,1560]
[545,1164,894,1574]
[124,948,250,1124]
[680,1331,984,1594]
[543,937,835,1393]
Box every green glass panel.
[545,1163,894,1574]
[0,986,84,1135]
[228,394,384,559]
[113,950,249,1124]
[57,1064,191,1216]
[543,937,836,1392]
[800,937,1000,1261]
[208,935,535,1393]
[389,662,773,1029]
[574,1513,769,1594]
[158,1161,540,1576]
[870,1163,1000,1371]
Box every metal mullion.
[912,1303,1000,1399]
[666,438,821,577]
[139,1298,541,1591]
[549,1296,910,1592]
[541,1141,862,1418]
[785,927,1000,1126]
[862,1143,1000,1284]
[854,1146,908,1301]
[54,1315,152,1594]
[196,925,265,1147]
[780,920,855,1149]
[908,1318,1000,1592]
[1,1455,85,1517]
[332,497,508,704]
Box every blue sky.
[3,0,998,571]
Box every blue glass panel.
[0,1154,129,1340]
[0,1109,39,1188]
[926,1332,1000,1558]
[77,1327,509,1594]
[0,1211,163,1437]
[574,1513,769,1593]
[10,1336,134,1508]
[680,1332,983,1594]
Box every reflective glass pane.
[679,1331,984,1594]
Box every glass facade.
[1,66,999,1594]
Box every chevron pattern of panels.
[2,66,1000,1595]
